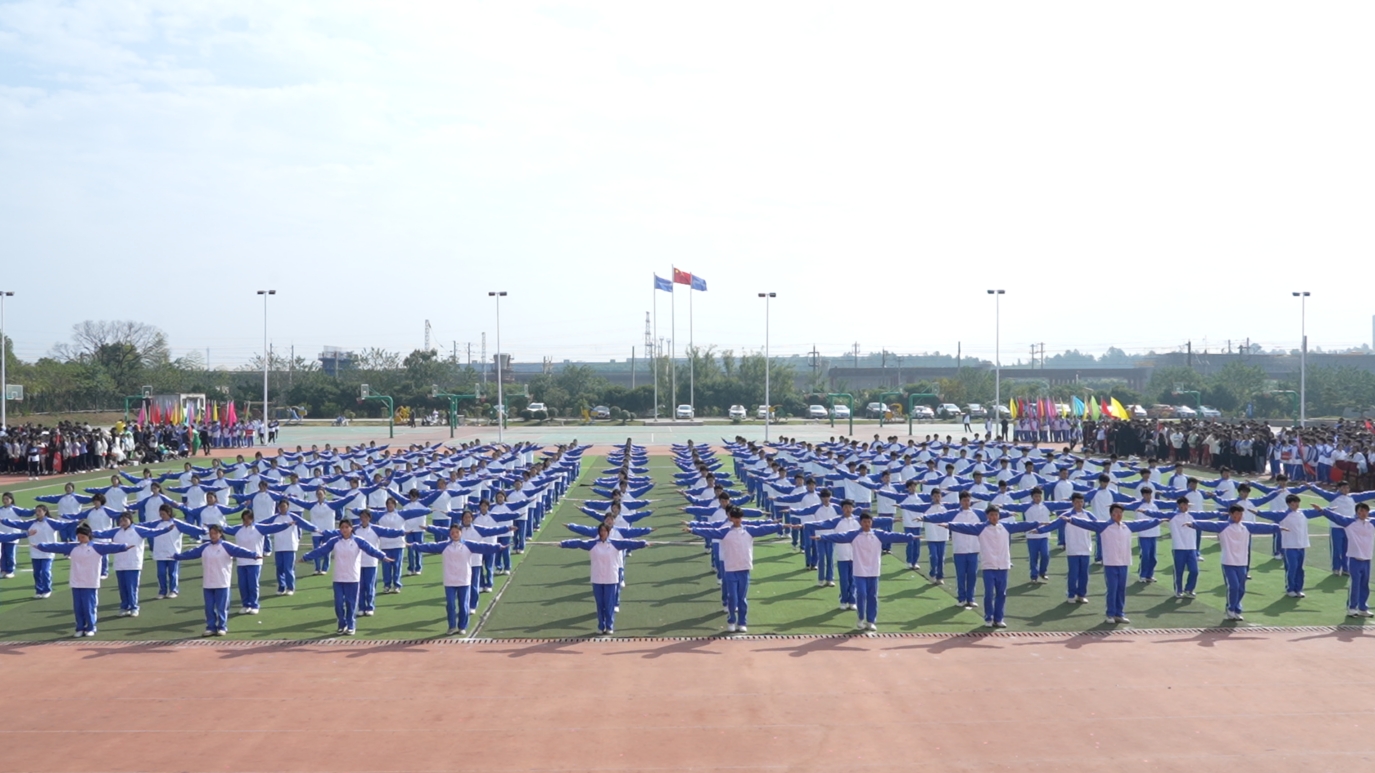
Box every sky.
[2,1,1373,370]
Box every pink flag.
[137,404,146,424]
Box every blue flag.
[654,275,673,292]
[690,274,707,291]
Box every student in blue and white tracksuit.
[413,523,505,635]
[811,500,863,610]
[1053,493,1097,604]
[264,499,318,595]
[1155,497,1200,600]
[817,512,914,631]
[352,510,404,616]
[896,480,924,570]
[1319,502,1375,618]
[218,511,293,614]
[1,504,71,598]
[917,492,982,608]
[686,507,783,633]
[1016,487,1054,583]
[146,504,202,599]
[1126,488,1162,584]
[1187,505,1282,621]
[37,523,133,637]
[173,524,262,636]
[1308,481,1375,576]
[303,518,393,635]
[92,510,173,616]
[0,492,35,578]
[944,506,1045,628]
[295,488,350,575]
[560,524,649,635]
[1254,495,1325,598]
[1062,505,1162,624]
[910,489,949,584]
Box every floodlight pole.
[759,292,775,442]
[1293,291,1309,427]
[489,291,507,443]
[987,289,1004,413]
[257,290,276,426]
[0,291,11,430]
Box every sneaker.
[345,628,356,635]
[214,629,227,636]
[447,627,459,635]
[85,630,96,637]
[1117,616,1130,624]
[726,623,737,632]
[1285,591,1297,598]
[613,606,619,613]
[1233,614,1244,621]
[1077,597,1089,604]
[867,622,877,631]
[156,594,167,601]
[169,592,178,599]
[856,621,868,630]
[1105,616,1117,624]
[722,605,730,613]
[239,608,250,615]
[1362,611,1373,618]
[1349,609,1362,617]
[1297,592,1306,598]
[605,628,614,635]
[285,590,294,596]
[458,629,467,635]
[984,620,996,628]
[933,579,944,586]
[361,610,374,617]
[336,628,346,635]
[1066,598,1078,605]
[248,608,259,615]
[129,610,139,618]
[1174,593,1183,599]
[826,581,835,587]
[839,603,848,610]
[73,631,84,639]
[1184,592,1196,599]
[735,626,746,633]
[994,621,1007,628]
[203,629,214,637]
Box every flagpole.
[670,266,676,419]
[689,286,694,414]
[653,283,659,420]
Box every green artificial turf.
[0,455,1368,641]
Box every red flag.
[1366,419,1373,433]
[672,268,692,285]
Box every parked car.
[590,405,611,420]
[938,403,962,419]
[675,404,694,419]
[728,404,747,420]
[911,405,936,420]
[1174,405,1198,419]
[865,401,887,418]
[1147,404,1176,419]
[1128,404,1148,419]
[965,403,987,419]
[1199,405,1221,419]
[807,404,828,419]
[995,405,1012,418]
[524,402,548,419]
[831,404,851,420]
[756,405,776,420]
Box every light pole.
[0,291,12,430]
[758,292,775,442]
[489,291,507,443]
[257,290,275,427]
[1293,291,1309,427]
[987,289,1004,414]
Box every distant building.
[318,347,354,377]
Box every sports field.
[0,431,1367,641]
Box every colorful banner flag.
[1110,397,1129,420]
[1008,398,1018,419]
[654,275,673,292]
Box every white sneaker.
[447,627,459,635]
[361,610,374,616]
[839,603,848,610]
[826,581,835,587]
[1184,592,1196,599]
[1296,592,1305,598]
[856,620,868,630]
[994,621,1007,628]
[247,608,259,615]
[214,630,227,636]
[613,606,619,613]
[155,594,167,601]
[285,590,294,596]
[1362,610,1374,618]
[726,623,737,632]
[1285,591,1297,598]
[202,629,214,637]
[867,622,877,631]
[1066,598,1078,605]
[169,592,178,598]
[1116,616,1130,624]
[816,580,826,587]
[735,626,746,633]
[129,610,139,618]
[1105,616,1117,624]
[1349,609,1362,617]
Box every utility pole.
[466,342,472,368]
[1187,340,1192,368]
[631,347,636,389]
[852,342,860,371]
[808,345,820,381]
[1030,344,1037,368]
[424,320,432,353]
[1039,343,1046,368]
[289,344,294,388]
[957,341,961,369]
[481,333,487,393]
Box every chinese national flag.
[672,268,692,285]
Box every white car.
[1199,405,1221,419]
[807,404,828,419]
[728,404,747,420]
[675,404,695,419]
[525,402,547,418]
[1128,404,1148,419]
[1174,405,1198,419]
[911,405,936,420]
[831,404,851,419]
[756,405,775,420]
